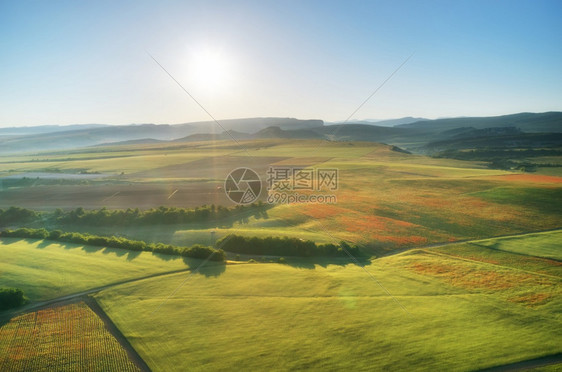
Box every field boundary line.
[0,266,205,320]
[469,241,562,263]
[2,226,560,318]
[475,352,562,371]
[0,294,152,372]
[84,296,152,372]
[418,249,562,281]
[380,227,562,258]
[2,228,560,319]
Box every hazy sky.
[1,0,561,127]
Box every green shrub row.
[0,206,40,225]
[217,234,361,257]
[55,203,269,226]
[0,228,225,262]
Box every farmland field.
[472,230,562,261]
[1,138,561,371]
[0,238,193,301]
[93,232,562,371]
[0,302,140,371]
[3,2,562,370]
[2,140,561,252]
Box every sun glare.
[186,47,230,92]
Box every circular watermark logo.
[224,167,262,204]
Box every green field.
[0,238,191,301]
[93,232,562,371]
[2,1,561,369]
[1,138,561,370]
[473,230,562,261]
[3,140,561,252]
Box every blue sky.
[0,0,561,127]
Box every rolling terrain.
[0,230,559,371]
[1,112,560,155]
[1,139,560,251]
[94,231,561,371]
[0,121,561,371]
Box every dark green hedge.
[0,228,225,262]
[0,207,40,226]
[217,235,361,257]
[55,203,269,226]
[0,288,27,311]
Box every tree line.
[0,204,270,228]
[433,148,562,172]
[54,203,269,226]
[0,228,226,262]
[0,207,40,226]
[217,235,361,257]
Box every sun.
[187,47,230,92]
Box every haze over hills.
[423,131,562,152]
[0,124,110,136]
[0,112,560,155]
[397,112,562,132]
[0,118,323,154]
[223,112,561,148]
[328,117,429,127]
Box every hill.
[328,117,429,127]
[397,112,562,133]
[424,132,562,153]
[1,112,560,155]
[94,138,165,146]
[0,124,109,136]
[173,130,252,142]
[313,123,423,142]
[253,126,322,139]
[0,118,324,154]
[0,135,560,370]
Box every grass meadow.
[95,233,561,371]
[1,138,561,370]
[0,238,191,301]
[472,230,562,260]
[3,140,559,254]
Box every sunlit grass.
[0,238,190,301]
[474,230,562,260]
[95,244,562,371]
[2,139,560,253]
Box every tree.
[0,288,27,310]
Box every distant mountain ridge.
[0,118,323,154]
[423,132,562,153]
[329,117,429,127]
[0,124,109,136]
[397,112,562,133]
[1,112,560,154]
